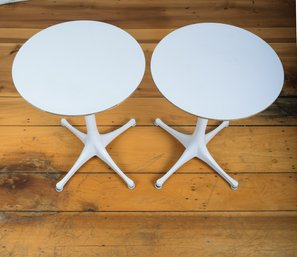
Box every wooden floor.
[0,1,296,256]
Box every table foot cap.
[155,182,163,189]
[128,183,135,190]
[56,186,63,192]
[154,118,161,126]
[60,118,67,127]
[130,118,136,127]
[231,184,238,190]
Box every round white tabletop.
[12,20,145,116]
[151,23,284,120]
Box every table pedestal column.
[56,114,136,192]
[154,118,239,190]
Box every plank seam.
[0,210,296,213]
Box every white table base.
[56,115,136,192]
[154,118,239,190]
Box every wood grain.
[0,212,296,257]
[0,97,296,126]
[0,126,295,173]
[0,173,296,211]
[0,0,295,28]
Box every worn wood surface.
[0,173,297,211]
[0,212,296,257]
[0,0,295,28]
[0,126,296,173]
[0,0,296,256]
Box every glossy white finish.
[155,118,238,190]
[12,20,145,116]
[151,23,284,120]
[56,115,136,192]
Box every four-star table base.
[154,118,239,190]
[56,114,136,192]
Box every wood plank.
[0,43,296,97]
[0,97,296,126]
[283,58,297,96]
[0,0,294,28]
[0,212,296,257]
[0,27,295,43]
[0,173,296,211]
[0,126,296,173]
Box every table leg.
[55,145,94,192]
[61,118,86,143]
[154,118,191,147]
[154,117,239,190]
[205,121,229,144]
[55,114,136,192]
[101,118,136,147]
[155,149,195,189]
